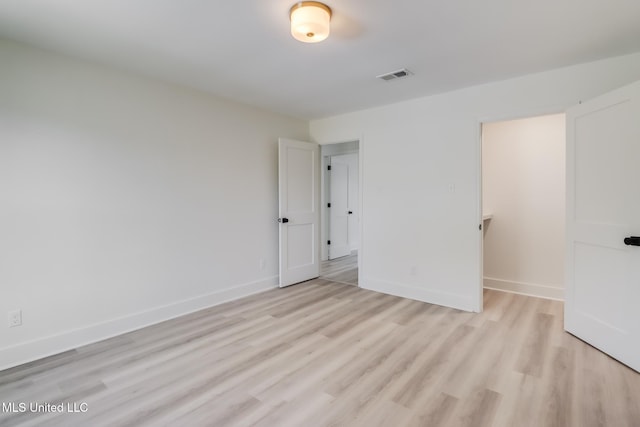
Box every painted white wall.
[482,114,565,300]
[310,53,640,312]
[0,40,308,369]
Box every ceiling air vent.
[376,68,413,81]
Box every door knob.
[348,211,353,214]
[278,218,289,223]
[624,236,640,246]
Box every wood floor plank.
[1,279,639,427]
[456,388,502,427]
[540,346,575,427]
[406,392,459,427]
[392,324,476,409]
[515,311,555,377]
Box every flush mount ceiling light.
[290,1,332,43]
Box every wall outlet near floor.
[8,310,22,327]
[259,258,266,270]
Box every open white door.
[565,80,640,372]
[328,160,351,259]
[278,138,320,287]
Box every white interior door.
[346,153,360,252]
[565,80,640,372]
[278,138,320,287]
[329,160,351,259]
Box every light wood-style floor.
[320,253,358,286]
[1,281,639,427]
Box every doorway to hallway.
[320,252,358,286]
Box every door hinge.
[327,203,331,208]
[327,165,331,171]
[327,240,331,245]
[479,224,482,231]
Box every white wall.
[0,40,308,369]
[482,114,565,300]
[311,53,640,312]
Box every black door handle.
[348,211,353,215]
[278,218,289,223]
[624,236,640,246]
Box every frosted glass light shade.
[290,2,332,43]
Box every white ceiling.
[1,0,639,119]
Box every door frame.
[475,106,566,312]
[320,138,363,285]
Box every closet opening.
[481,113,566,306]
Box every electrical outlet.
[8,310,22,328]
[259,258,266,270]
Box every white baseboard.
[361,277,477,312]
[483,277,564,301]
[0,276,278,371]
